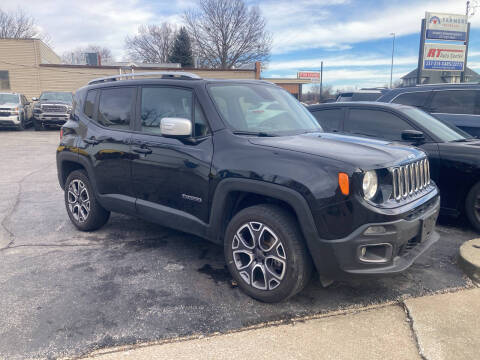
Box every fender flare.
[207,178,319,247]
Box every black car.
[309,102,480,232]
[377,83,480,137]
[32,91,73,130]
[57,72,440,302]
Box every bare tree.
[125,23,176,63]
[61,45,114,65]
[184,0,271,69]
[0,7,42,39]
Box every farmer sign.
[425,12,468,41]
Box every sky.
[1,0,477,90]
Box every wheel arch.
[208,179,319,248]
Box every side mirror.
[160,117,192,137]
[25,101,30,105]
[402,130,425,143]
[32,97,38,101]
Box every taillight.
[60,128,63,140]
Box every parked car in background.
[57,72,440,302]
[336,90,384,102]
[0,92,33,130]
[377,83,480,138]
[32,91,73,130]
[309,102,480,232]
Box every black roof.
[308,101,413,111]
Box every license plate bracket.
[421,212,437,242]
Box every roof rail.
[88,71,202,85]
[414,82,480,87]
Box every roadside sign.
[425,12,468,41]
[423,43,466,71]
[297,71,320,81]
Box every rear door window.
[429,90,478,114]
[344,108,415,141]
[391,91,431,107]
[311,108,343,132]
[97,87,136,130]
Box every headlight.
[362,170,378,200]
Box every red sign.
[297,71,320,80]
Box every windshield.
[208,83,322,135]
[0,93,19,105]
[401,107,470,142]
[39,92,73,103]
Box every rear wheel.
[224,204,312,303]
[465,182,480,233]
[64,170,110,231]
[33,119,44,131]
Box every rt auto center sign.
[423,43,466,71]
[297,71,320,81]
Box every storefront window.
[0,71,10,90]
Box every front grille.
[0,112,10,116]
[41,104,67,113]
[391,158,430,201]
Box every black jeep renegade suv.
[56,72,440,302]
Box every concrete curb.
[458,238,480,284]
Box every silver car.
[0,93,33,130]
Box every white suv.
[0,93,33,130]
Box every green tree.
[168,27,194,67]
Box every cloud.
[268,55,418,71]
[0,0,187,60]
[262,0,467,53]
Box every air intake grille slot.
[392,159,430,201]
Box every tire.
[64,170,110,231]
[465,182,480,233]
[17,114,25,131]
[224,204,312,303]
[33,119,44,131]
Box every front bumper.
[0,115,20,127]
[34,113,68,126]
[311,192,440,279]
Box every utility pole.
[319,61,323,103]
[390,33,395,88]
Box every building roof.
[402,67,480,80]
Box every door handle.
[132,146,152,154]
[84,137,100,145]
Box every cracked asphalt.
[0,129,476,360]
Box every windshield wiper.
[232,131,277,137]
[449,138,475,143]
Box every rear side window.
[391,91,430,107]
[97,87,135,130]
[344,108,414,141]
[84,90,97,119]
[430,90,478,114]
[311,109,342,132]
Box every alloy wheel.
[67,179,90,223]
[232,222,287,291]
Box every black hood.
[249,132,425,169]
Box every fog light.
[359,243,393,263]
[363,225,387,235]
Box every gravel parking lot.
[0,129,476,359]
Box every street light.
[390,33,395,89]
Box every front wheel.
[224,204,312,303]
[64,170,110,231]
[17,114,25,131]
[465,182,480,233]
